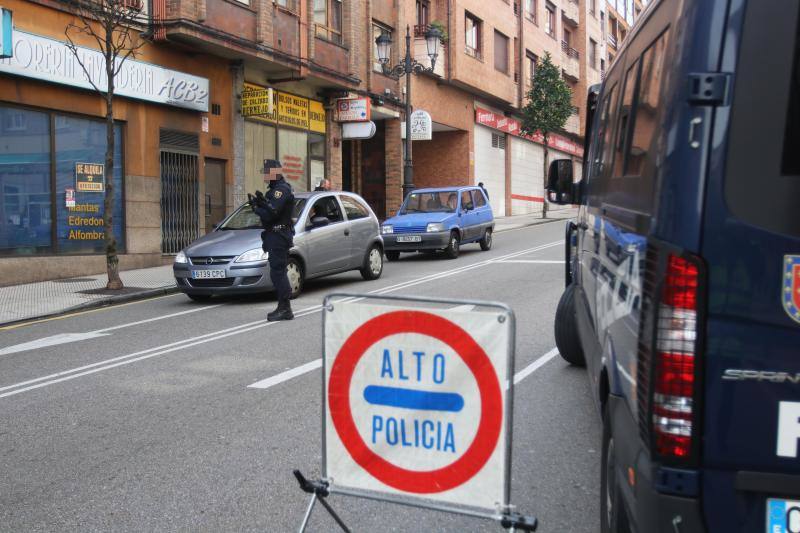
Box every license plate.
[767,498,800,532]
[191,269,226,279]
[397,235,422,243]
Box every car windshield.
[218,198,307,230]
[401,191,458,214]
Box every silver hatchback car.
[173,191,384,302]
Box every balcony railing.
[561,40,580,59]
[413,24,428,37]
[608,34,618,49]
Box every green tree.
[520,52,573,218]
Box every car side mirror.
[546,159,577,205]
[307,216,330,230]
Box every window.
[340,195,370,220]
[525,0,536,23]
[465,12,482,58]
[601,12,605,38]
[612,59,640,177]
[460,190,474,210]
[590,0,596,16]
[601,58,606,74]
[494,31,509,73]
[597,84,618,178]
[314,0,342,44]
[589,39,597,70]
[626,30,670,176]
[563,27,572,47]
[416,0,429,28]
[373,22,393,72]
[472,189,487,207]
[275,0,297,10]
[526,51,537,85]
[545,2,555,37]
[309,196,343,224]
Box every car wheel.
[601,405,632,533]
[479,228,493,251]
[443,231,460,259]
[187,294,212,302]
[360,245,384,280]
[386,251,400,262]
[555,283,586,366]
[287,256,304,299]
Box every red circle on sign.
[328,310,503,494]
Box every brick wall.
[412,131,471,189]
[327,117,343,190]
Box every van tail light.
[651,254,702,460]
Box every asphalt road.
[0,221,601,533]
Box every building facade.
[0,0,646,285]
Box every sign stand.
[292,293,539,532]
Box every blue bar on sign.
[363,385,464,412]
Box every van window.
[612,59,640,178]
[597,84,618,179]
[725,0,800,238]
[625,30,670,176]
[472,189,487,207]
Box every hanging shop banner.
[278,92,310,129]
[242,82,325,134]
[0,30,209,112]
[322,295,514,511]
[242,84,274,117]
[334,98,371,122]
[75,162,105,192]
[475,107,583,157]
[309,100,326,134]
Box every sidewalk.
[0,208,577,327]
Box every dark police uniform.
[253,161,295,321]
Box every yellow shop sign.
[242,83,325,134]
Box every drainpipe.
[517,0,524,109]
[446,0,452,81]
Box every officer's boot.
[267,299,294,321]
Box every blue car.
[381,186,494,260]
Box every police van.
[545,0,800,531]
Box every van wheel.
[386,251,400,262]
[555,283,586,366]
[601,405,632,533]
[360,245,383,280]
[287,257,304,299]
[444,231,460,259]
[479,228,493,251]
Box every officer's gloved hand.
[254,190,267,207]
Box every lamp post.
[375,25,442,202]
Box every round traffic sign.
[328,310,503,494]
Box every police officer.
[252,159,295,321]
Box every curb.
[0,285,179,329]
[494,215,572,233]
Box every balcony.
[608,33,618,49]
[562,0,579,27]
[560,40,580,81]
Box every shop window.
[279,129,309,191]
[309,133,326,189]
[465,12,482,59]
[494,31,509,74]
[314,0,343,45]
[0,107,52,255]
[244,121,277,195]
[55,115,124,254]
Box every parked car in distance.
[173,191,384,302]
[381,186,494,260]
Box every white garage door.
[510,137,544,215]
[474,125,506,217]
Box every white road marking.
[247,348,561,392]
[495,260,564,264]
[0,241,560,399]
[0,305,221,357]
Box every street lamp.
[376,25,442,201]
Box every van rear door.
[701,1,800,531]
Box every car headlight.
[426,223,444,233]
[381,225,394,234]
[174,250,188,264]
[235,248,269,263]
